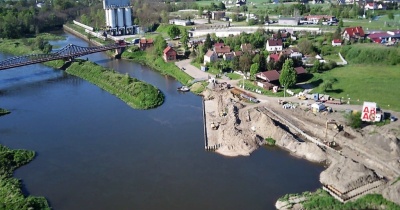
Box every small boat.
[177,86,190,92]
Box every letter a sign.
[361,102,377,122]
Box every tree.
[277,30,282,39]
[239,53,252,76]
[388,12,394,20]
[258,53,266,72]
[312,59,322,72]
[180,29,189,50]
[154,35,167,56]
[298,39,315,55]
[250,63,260,80]
[338,19,344,27]
[279,59,297,97]
[267,60,275,71]
[321,77,338,92]
[204,33,212,50]
[167,25,181,39]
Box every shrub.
[265,137,276,146]
[345,112,362,129]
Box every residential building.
[342,26,365,41]
[294,67,307,75]
[214,44,231,56]
[367,30,400,44]
[281,48,302,59]
[233,51,242,57]
[365,3,377,10]
[268,53,281,62]
[139,38,154,50]
[204,50,218,64]
[223,52,235,61]
[266,39,283,52]
[332,39,342,46]
[256,70,280,83]
[163,46,177,62]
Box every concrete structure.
[188,26,321,38]
[103,0,133,36]
[169,19,193,26]
[278,18,299,26]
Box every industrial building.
[103,0,134,36]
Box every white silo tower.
[105,9,110,27]
[117,8,124,27]
[109,9,116,28]
[124,7,132,27]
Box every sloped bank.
[66,60,164,109]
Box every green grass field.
[309,64,400,111]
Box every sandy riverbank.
[202,86,400,208]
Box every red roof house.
[268,53,281,62]
[342,26,365,41]
[214,45,231,56]
[332,39,342,46]
[294,67,306,75]
[163,46,177,62]
[139,38,154,50]
[256,70,280,82]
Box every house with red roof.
[342,26,365,41]
[163,46,177,62]
[139,38,154,50]
[332,39,342,46]
[268,53,281,63]
[367,30,400,44]
[204,50,218,65]
[214,44,231,56]
[256,70,280,83]
[294,67,306,75]
[266,39,283,52]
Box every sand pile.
[320,156,379,193]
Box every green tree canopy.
[204,33,212,51]
[180,29,189,50]
[167,25,181,39]
[250,63,260,80]
[154,35,167,56]
[279,59,297,97]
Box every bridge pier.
[114,46,125,59]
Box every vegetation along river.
[0,32,323,210]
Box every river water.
[0,32,323,210]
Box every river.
[0,32,323,210]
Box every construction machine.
[325,119,343,147]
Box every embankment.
[122,50,193,86]
[66,60,164,109]
[0,144,51,209]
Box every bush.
[265,137,276,146]
[345,112,362,129]
[340,44,400,65]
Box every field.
[309,64,400,111]
[342,14,400,31]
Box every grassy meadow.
[309,64,400,111]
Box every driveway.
[175,59,209,80]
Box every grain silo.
[103,0,133,36]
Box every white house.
[266,39,283,52]
[204,50,218,65]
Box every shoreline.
[201,87,400,209]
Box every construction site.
[202,86,400,208]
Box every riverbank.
[66,60,164,109]
[0,144,50,209]
[122,50,194,86]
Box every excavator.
[325,119,343,147]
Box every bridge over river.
[0,42,127,71]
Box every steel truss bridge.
[0,43,126,71]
